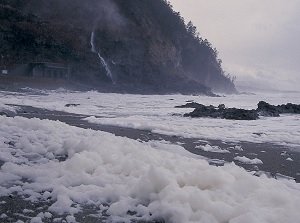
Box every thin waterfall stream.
[91,32,114,83]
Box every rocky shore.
[178,101,300,120]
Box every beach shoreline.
[1,103,300,222]
[10,104,300,183]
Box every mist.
[169,0,300,92]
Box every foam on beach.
[1,115,300,222]
[2,89,299,148]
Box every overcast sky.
[169,0,300,91]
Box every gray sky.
[169,0,300,91]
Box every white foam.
[196,144,230,153]
[0,116,299,222]
[1,90,300,148]
[234,156,263,164]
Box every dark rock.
[277,103,300,114]
[218,104,225,110]
[183,104,259,120]
[179,101,300,120]
[257,101,300,116]
[257,101,280,117]
[221,108,258,120]
[253,132,264,136]
[65,103,80,107]
[175,102,206,109]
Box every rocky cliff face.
[0,0,237,94]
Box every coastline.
[10,104,300,183]
[1,103,300,222]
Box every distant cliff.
[0,0,237,94]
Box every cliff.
[0,0,237,94]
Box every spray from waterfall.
[91,32,114,83]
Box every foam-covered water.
[1,89,300,222]
[0,115,300,222]
[1,89,299,149]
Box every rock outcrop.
[0,0,237,94]
[257,101,300,117]
[180,101,300,120]
[181,103,258,120]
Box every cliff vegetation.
[0,0,237,94]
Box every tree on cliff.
[0,0,237,94]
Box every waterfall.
[90,32,114,83]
